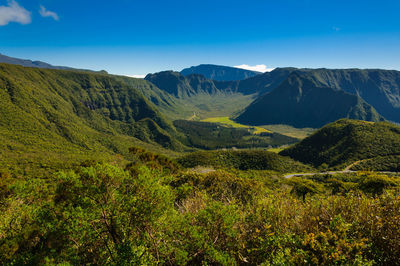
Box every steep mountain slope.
[181,64,260,81]
[232,67,296,95]
[280,119,400,168]
[292,68,400,122]
[0,53,106,73]
[145,71,219,98]
[236,73,384,128]
[211,67,295,95]
[0,63,183,171]
[113,74,188,120]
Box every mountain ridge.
[0,53,108,74]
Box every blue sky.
[0,0,399,76]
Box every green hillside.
[236,73,384,128]
[0,63,184,174]
[280,119,400,168]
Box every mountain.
[0,63,184,172]
[235,72,384,128]
[0,53,107,73]
[280,119,400,168]
[142,68,300,120]
[225,67,296,95]
[181,64,261,81]
[290,68,400,123]
[236,68,400,127]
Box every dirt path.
[283,170,355,179]
[343,159,366,171]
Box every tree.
[287,177,322,201]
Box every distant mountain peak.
[181,64,261,81]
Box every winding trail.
[283,159,400,179]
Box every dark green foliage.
[177,150,313,172]
[174,119,298,149]
[181,64,261,81]
[280,119,400,168]
[236,73,384,128]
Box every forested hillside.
[280,119,400,168]
[0,63,184,174]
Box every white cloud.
[0,0,31,26]
[128,74,146,79]
[39,5,59,21]
[234,64,274,73]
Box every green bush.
[177,150,313,173]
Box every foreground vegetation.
[1,148,400,265]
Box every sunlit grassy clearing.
[267,147,284,153]
[201,116,272,134]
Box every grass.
[201,116,272,134]
[267,147,285,153]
